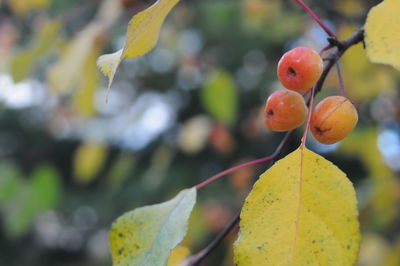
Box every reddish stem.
[319,44,334,56]
[335,62,346,96]
[195,131,292,190]
[301,86,316,147]
[294,0,336,38]
[195,155,275,190]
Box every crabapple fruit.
[264,90,308,132]
[310,96,358,144]
[277,46,323,93]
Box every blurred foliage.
[0,0,399,265]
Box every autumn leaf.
[97,0,180,93]
[234,146,360,265]
[365,0,400,71]
[110,188,196,266]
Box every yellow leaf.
[48,24,101,93]
[365,0,400,71]
[338,25,396,101]
[168,245,190,266]
[110,188,196,266]
[234,146,360,265]
[97,0,180,91]
[73,45,101,117]
[73,143,107,184]
[122,0,180,59]
[48,0,121,93]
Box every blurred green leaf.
[2,164,61,238]
[0,163,21,203]
[110,188,196,266]
[201,69,237,125]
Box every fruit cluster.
[264,46,358,144]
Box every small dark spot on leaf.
[118,248,125,255]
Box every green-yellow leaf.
[201,69,237,125]
[122,0,180,59]
[97,0,180,92]
[234,146,360,266]
[365,0,400,71]
[110,188,196,266]
[73,45,101,117]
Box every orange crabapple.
[310,96,358,144]
[277,46,323,93]
[264,89,308,132]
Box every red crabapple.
[277,46,323,93]
[264,90,308,132]
[310,96,358,144]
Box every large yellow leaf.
[110,188,196,266]
[234,146,360,265]
[365,0,400,71]
[97,0,180,93]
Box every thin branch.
[195,131,292,190]
[186,212,240,266]
[314,27,364,94]
[335,62,346,96]
[294,0,336,38]
[301,85,316,147]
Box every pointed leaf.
[365,0,400,71]
[96,49,122,95]
[110,188,196,266]
[122,0,180,59]
[234,146,360,265]
[97,0,180,90]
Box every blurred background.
[0,0,399,265]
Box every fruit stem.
[195,156,274,189]
[301,86,316,147]
[195,131,292,190]
[319,44,334,56]
[294,0,336,38]
[336,62,346,96]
